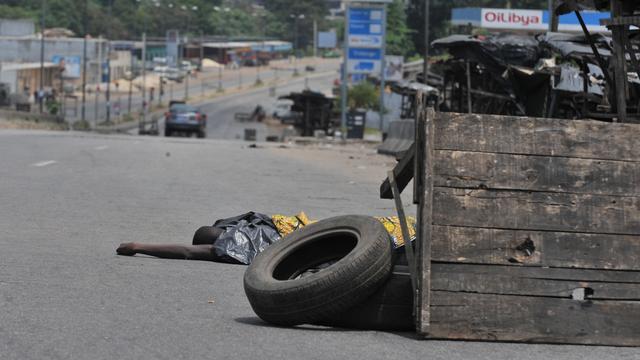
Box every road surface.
[68,58,340,125]
[0,129,637,360]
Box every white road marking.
[31,160,57,167]
[94,146,109,151]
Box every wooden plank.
[432,225,640,270]
[433,113,640,162]
[429,292,640,346]
[433,187,640,235]
[416,105,435,336]
[432,263,640,300]
[380,142,415,200]
[434,150,640,197]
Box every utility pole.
[313,19,318,58]
[105,0,113,123]
[549,0,559,31]
[128,49,133,114]
[199,30,204,70]
[142,32,147,122]
[423,0,430,85]
[379,4,387,133]
[81,0,88,124]
[340,7,350,139]
[39,0,46,113]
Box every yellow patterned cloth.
[271,212,314,238]
[272,213,416,248]
[375,216,417,248]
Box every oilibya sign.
[481,8,546,30]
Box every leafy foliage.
[386,0,415,58]
[348,82,380,111]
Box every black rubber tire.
[164,128,172,137]
[243,215,393,326]
[197,129,206,138]
[314,263,414,331]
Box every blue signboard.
[349,48,382,60]
[347,5,386,74]
[350,8,383,23]
[347,48,383,73]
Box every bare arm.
[117,243,218,261]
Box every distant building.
[0,35,132,95]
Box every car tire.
[244,215,393,326]
[314,263,414,331]
[197,129,206,138]
[165,128,172,137]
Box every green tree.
[348,82,382,111]
[386,0,415,58]
[264,0,329,50]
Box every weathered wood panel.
[432,225,640,270]
[434,113,640,162]
[432,263,640,300]
[434,150,640,197]
[433,187,640,235]
[429,292,640,346]
[417,106,435,336]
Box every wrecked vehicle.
[277,90,338,137]
[431,30,639,122]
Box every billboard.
[318,31,337,49]
[480,8,545,30]
[347,6,386,75]
[348,8,384,48]
[347,48,383,74]
[52,55,81,78]
[384,55,404,82]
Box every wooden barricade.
[383,104,640,346]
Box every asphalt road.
[1,129,638,360]
[199,71,337,141]
[134,67,339,140]
[68,58,339,125]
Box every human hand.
[116,243,137,256]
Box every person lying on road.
[116,211,415,265]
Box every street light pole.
[105,0,113,123]
[423,0,430,85]
[39,0,46,113]
[81,0,88,124]
[291,14,304,76]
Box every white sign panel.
[481,8,546,30]
[348,34,383,48]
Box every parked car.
[164,101,207,138]
[180,61,196,74]
[164,67,186,82]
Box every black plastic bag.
[212,212,281,265]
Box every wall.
[0,19,35,37]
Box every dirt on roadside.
[0,118,68,131]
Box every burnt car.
[164,101,207,138]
